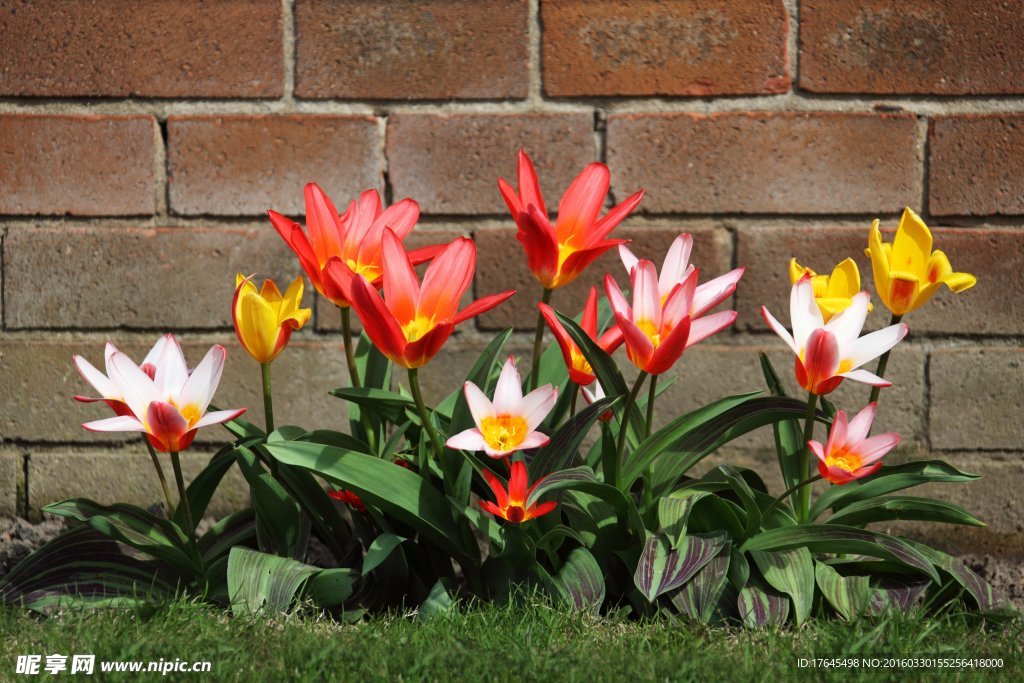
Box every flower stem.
[569,384,579,419]
[797,393,819,524]
[612,371,648,489]
[169,451,198,549]
[144,440,175,516]
[260,363,275,434]
[645,374,658,438]
[868,313,903,404]
[340,306,361,389]
[763,474,823,521]
[529,288,554,390]
[408,368,444,462]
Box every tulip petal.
[107,352,160,423]
[826,258,860,298]
[74,355,120,400]
[646,315,691,375]
[520,384,558,431]
[800,328,840,393]
[942,271,977,293]
[381,228,420,324]
[854,432,901,465]
[686,310,736,348]
[303,183,345,268]
[604,274,632,320]
[839,368,892,388]
[492,357,524,415]
[580,287,600,338]
[192,408,246,430]
[446,428,488,452]
[632,260,662,328]
[350,275,407,363]
[845,403,877,445]
[418,238,476,323]
[528,500,557,520]
[615,314,655,369]
[539,302,577,374]
[517,206,559,288]
[519,432,550,450]
[82,415,148,433]
[463,381,496,425]
[619,244,639,277]
[555,163,610,247]
[846,323,908,370]
[691,267,744,318]
[826,409,848,456]
[659,234,694,296]
[516,149,547,219]
[791,278,824,352]
[555,239,625,289]
[146,401,189,448]
[451,290,517,327]
[179,345,226,416]
[824,291,870,348]
[376,197,420,240]
[892,208,932,278]
[590,188,644,244]
[761,305,798,355]
[508,461,529,504]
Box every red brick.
[475,226,731,329]
[799,1,1024,95]
[295,0,528,100]
[0,115,156,216]
[606,112,921,214]
[167,115,381,216]
[542,0,789,96]
[387,113,597,214]
[930,348,1024,451]
[929,115,1024,216]
[736,226,1024,336]
[3,227,305,329]
[0,0,282,98]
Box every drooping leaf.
[525,466,644,539]
[907,541,1014,616]
[331,387,415,424]
[529,397,617,477]
[227,547,317,615]
[549,547,606,614]
[199,508,258,564]
[814,561,872,621]
[304,568,356,609]
[826,496,985,528]
[670,545,731,623]
[869,577,930,615]
[750,548,814,625]
[738,578,790,628]
[362,534,407,576]
[634,532,727,603]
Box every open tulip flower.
[538,286,623,386]
[81,335,245,453]
[480,460,557,524]
[763,277,908,396]
[605,258,738,376]
[810,403,900,485]
[74,336,174,417]
[268,183,440,308]
[349,229,515,369]
[619,234,745,321]
[867,207,977,317]
[788,257,870,323]
[233,273,311,365]
[499,149,644,290]
[447,356,557,457]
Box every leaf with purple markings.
[750,548,814,625]
[738,579,790,628]
[634,532,727,603]
[671,545,731,623]
[815,562,872,621]
[908,541,1015,616]
[869,577,930,615]
[551,547,606,614]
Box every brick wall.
[1,1,1022,558]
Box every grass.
[1,597,1021,682]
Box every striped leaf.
[738,579,790,628]
[227,547,354,616]
[869,577,930,614]
[670,545,731,623]
[826,496,984,527]
[550,547,606,614]
[908,541,1014,616]
[750,548,814,625]
[815,561,872,621]
[634,532,727,603]
[658,491,710,549]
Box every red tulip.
[348,230,515,369]
[538,286,623,386]
[479,461,556,524]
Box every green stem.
[169,451,198,550]
[408,369,444,461]
[340,306,361,389]
[569,384,579,419]
[144,440,175,516]
[260,363,275,434]
[645,374,658,438]
[613,371,648,490]
[763,474,823,521]
[868,313,903,404]
[529,288,554,390]
[797,393,819,524]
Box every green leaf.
[331,387,415,424]
[236,446,301,557]
[907,542,1014,616]
[737,579,790,628]
[529,396,617,477]
[172,443,240,529]
[826,496,985,527]
[750,548,814,625]
[525,466,644,539]
[815,562,872,621]
[741,525,939,582]
[670,546,730,624]
[362,534,407,576]
[658,491,710,549]
[417,580,456,621]
[265,440,469,562]
[198,509,257,564]
[808,460,979,521]
[304,568,355,609]
[759,353,804,509]
[719,465,762,540]
[227,547,318,616]
[549,547,606,614]
[634,532,727,603]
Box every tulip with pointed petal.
[581,380,613,422]
[788,257,870,323]
[762,277,908,396]
[81,335,245,453]
[538,287,623,386]
[349,230,515,369]
[74,336,173,418]
[867,207,976,317]
[810,403,899,485]
[499,150,644,290]
[447,357,557,458]
[480,461,557,524]
[233,274,311,365]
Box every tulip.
[762,277,908,397]
[538,287,623,386]
[867,207,976,317]
[446,357,557,458]
[499,150,644,291]
[328,488,366,513]
[581,380,614,422]
[74,337,171,418]
[788,257,870,323]
[810,403,899,485]
[479,461,556,524]
[232,274,311,365]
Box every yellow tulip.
[232,274,311,364]
[866,208,977,317]
[788,257,869,323]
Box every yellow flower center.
[569,348,594,376]
[825,447,863,473]
[401,316,434,342]
[344,258,382,282]
[480,414,528,452]
[180,404,202,429]
[636,318,663,347]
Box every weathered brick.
[3,227,302,329]
[0,0,283,98]
[295,0,528,100]
[27,448,249,521]
[0,336,348,444]
[930,348,1024,451]
[0,115,156,216]
[542,0,789,96]
[799,1,1024,95]
[475,226,731,330]
[167,115,381,216]
[386,113,596,215]
[735,226,1022,336]
[929,115,1024,216]
[606,112,920,214]
[0,449,19,516]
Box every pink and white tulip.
[809,403,900,485]
[581,380,613,422]
[80,335,245,453]
[446,356,557,458]
[74,336,172,417]
[762,277,909,396]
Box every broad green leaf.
[869,577,930,614]
[808,460,979,521]
[738,579,790,628]
[759,353,803,508]
[331,387,415,424]
[750,548,814,625]
[236,446,300,557]
[670,547,730,624]
[304,568,355,609]
[362,534,407,576]
[298,429,373,454]
[634,532,726,603]
[826,496,985,528]
[719,465,762,539]
[658,491,710,549]
[417,580,456,621]
[525,466,644,539]
[907,541,1014,616]
[529,396,617,477]
[549,547,606,614]
[814,561,872,621]
[173,443,242,529]
[227,547,318,616]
